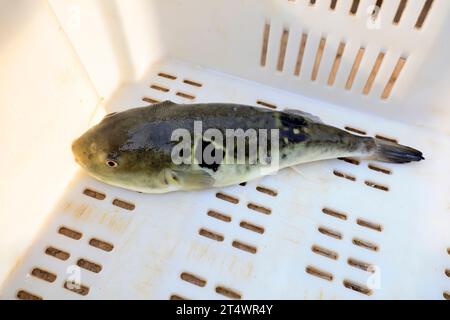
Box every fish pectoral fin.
[283,108,323,123]
[170,168,215,189]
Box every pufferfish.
[72,101,424,193]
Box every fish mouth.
[71,138,82,165]
[71,136,98,169]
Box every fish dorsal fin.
[103,112,118,119]
[156,100,176,107]
[283,108,323,123]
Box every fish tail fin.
[370,139,424,163]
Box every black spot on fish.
[279,113,307,128]
[196,139,224,172]
[279,113,309,145]
[280,128,308,144]
[200,160,221,172]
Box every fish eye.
[106,159,118,167]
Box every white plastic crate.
[0,0,449,300]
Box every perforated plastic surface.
[1,59,449,299]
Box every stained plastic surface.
[0,0,449,300]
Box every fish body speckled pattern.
[72,101,424,193]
